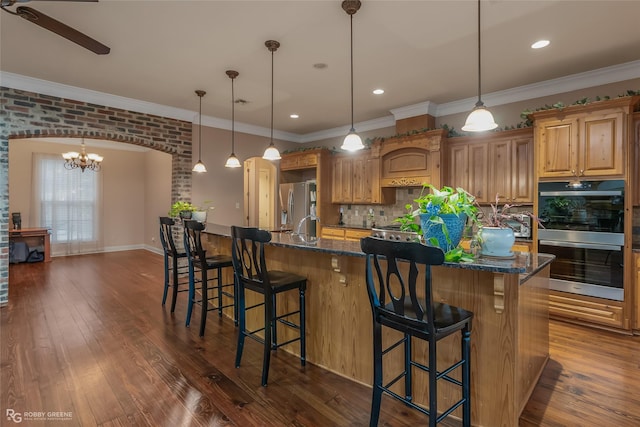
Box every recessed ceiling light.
[373,89,384,95]
[531,40,550,49]
[290,114,299,119]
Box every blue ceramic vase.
[419,213,467,252]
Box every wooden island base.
[206,232,551,427]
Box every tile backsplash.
[338,188,535,229]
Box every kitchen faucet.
[294,214,321,245]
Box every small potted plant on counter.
[477,195,542,257]
[169,201,196,220]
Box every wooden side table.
[9,228,52,262]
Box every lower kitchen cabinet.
[320,226,346,240]
[320,226,370,242]
[635,252,640,331]
[549,292,626,330]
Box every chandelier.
[62,139,103,172]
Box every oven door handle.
[539,190,622,197]
[539,240,622,251]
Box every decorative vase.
[419,213,467,252]
[479,227,515,257]
[191,211,207,223]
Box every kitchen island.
[204,224,554,427]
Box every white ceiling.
[2,0,640,140]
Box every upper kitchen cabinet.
[331,151,395,205]
[532,97,640,181]
[633,112,640,206]
[376,129,445,189]
[446,128,533,204]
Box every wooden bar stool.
[183,220,236,337]
[159,217,189,313]
[360,237,473,427]
[230,226,306,386]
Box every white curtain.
[32,153,103,256]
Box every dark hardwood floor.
[3,250,640,426]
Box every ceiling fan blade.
[15,0,98,2]
[16,6,109,54]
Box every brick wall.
[0,86,193,305]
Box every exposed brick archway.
[0,86,193,304]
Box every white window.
[32,153,103,255]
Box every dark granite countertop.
[204,224,555,279]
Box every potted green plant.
[477,195,542,257]
[169,201,196,219]
[413,184,479,253]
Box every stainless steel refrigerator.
[279,181,317,235]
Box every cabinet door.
[332,157,352,203]
[488,140,512,203]
[468,143,489,203]
[635,253,640,330]
[581,111,624,177]
[511,137,534,203]
[352,157,368,203]
[447,144,469,191]
[635,117,640,206]
[537,118,578,178]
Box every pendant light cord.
[231,77,235,152]
[198,94,203,159]
[350,13,355,131]
[476,0,482,106]
[270,48,274,144]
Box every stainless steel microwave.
[505,214,532,238]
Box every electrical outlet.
[151,237,155,242]
[235,202,240,209]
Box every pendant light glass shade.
[341,0,364,151]
[192,90,207,172]
[462,102,497,132]
[262,40,281,161]
[225,70,242,168]
[462,0,498,132]
[342,129,364,152]
[225,154,241,168]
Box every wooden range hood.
[370,114,444,188]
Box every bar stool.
[230,226,306,386]
[183,220,236,337]
[360,237,473,427]
[159,216,189,313]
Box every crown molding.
[3,59,640,144]
[298,115,396,143]
[436,59,640,117]
[390,101,439,121]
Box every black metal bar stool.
[360,237,473,427]
[230,226,306,386]
[159,216,189,313]
[183,220,236,337]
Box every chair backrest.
[230,226,272,292]
[360,237,445,334]
[159,216,178,256]
[183,220,207,264]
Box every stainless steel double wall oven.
[537,180,625,301]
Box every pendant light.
[192,90,207,172]
[462,0,498,132]
[262,40,281,161]
[341,0,364,152]
[225,70,241,168]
